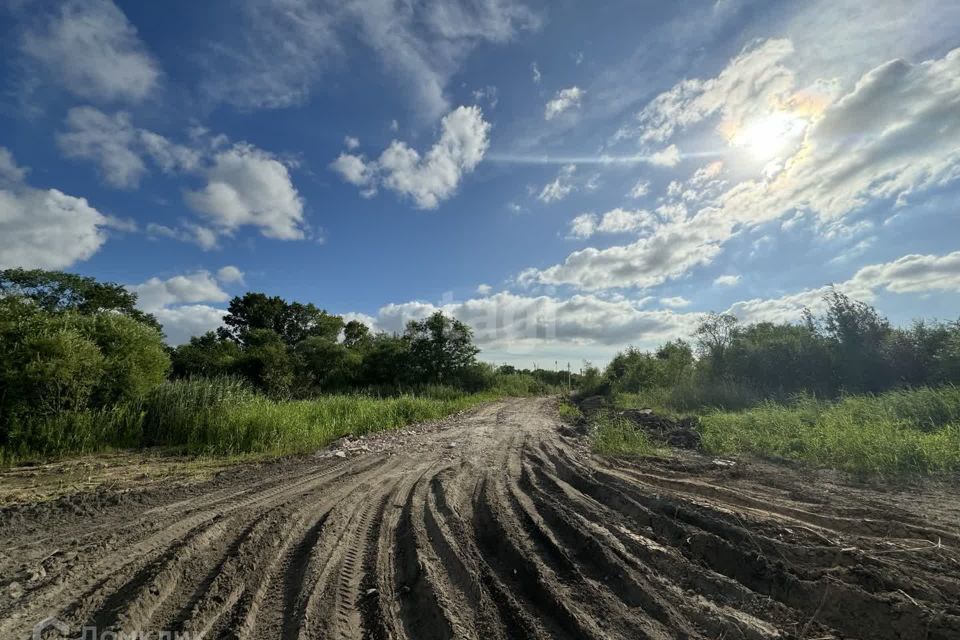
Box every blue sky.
[1,0,959,367]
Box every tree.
[359,334,411,388]
[219,293,343,346]
[694,312,739,378]
[822,290,891,392]
[171,332,243,378]
[404,312,479,385]
[234,329,294,396]
[343,320,372,350]
[80,313,170,405]
[294,337,361,392]
[0,268,161,332]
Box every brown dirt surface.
[2,397,959,639]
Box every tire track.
[2,397,959,640]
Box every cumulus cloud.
[18,0,160,102]
[0,147,114,269]
[521,216,723,291]
[146,223,219,251]
[131,271,230,313]
[524,44,960,292]
[331,106,490,209]
[152,305,228,345]
[567,208,655,239]
[187,143,306,239]
[206,0,538,119]
[57,107,145,188]
[714,274,741,287]
[216,265,245,285]
[648,144,682,167]
[627,179,650,199]
[619,39,797,145]
[366,292,700,351]
[537,164,576,203]
[344,136,360,150]
[476,283,493,295]
[544,86,584,120]
[659,296,691,308]
[57,107,202,188]
[850,251,960,294]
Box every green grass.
[558,399,583,421]
[0,377,521,464]
[697,387,960,475]
[591,413,661,457]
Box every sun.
[731,111,807,161]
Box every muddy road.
[2,397,959,639]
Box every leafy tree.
[80,313,170,404]
[724,322,833,395]
[343,320,372,350]
[822,290,891,392]
[359,334,411,387]
[171,332,243,378]
[404,312,479,384]
[234,329,294,396]
[294,337,361,392]
[694,312,738,377]
[0,268,161,332]
[220,293,343,346]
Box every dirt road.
[2,397,959,639]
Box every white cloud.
[131,271,230,313]
[627,179,650,199]
[344,136,360,150]
[57,107,146,188]
[567,208,655,239]
[525,44,960,293]
[367,292,700,351]
[619,38,797,145]
[330,153,375,187]
[850,251,960,294]
[19,0,160,102]
[331,106,491,209]
[216,265,245,285]
[207,0,538,119]
[146,222,219,251]
[531,61,541,84]
[713,274,741,287]
[187,143,306,239]
[567,214,596,240]
[659,296,691,308]
[152,305,228,345]
[537,164,576,203]
[544,86,584,120]
[649,144,681,167]
[521,216,722,291]
[476,283,493,295]
[0,147,113,269]
[57,107,202,188]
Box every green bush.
[592,414,658,457]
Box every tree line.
[598,290,960,407]
[0,268,528,448]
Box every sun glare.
[731,111,807,161]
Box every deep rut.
[2,397,959,639]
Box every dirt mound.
[2,397,959,639]
[619,408,703,449]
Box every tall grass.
[698,387,960,474]
[0,377,526,463]
[592,413,659,457]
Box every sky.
[1,0,959,368]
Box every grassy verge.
[591,413,661,457]
[1,378,525,464]
[616,385,960,475]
